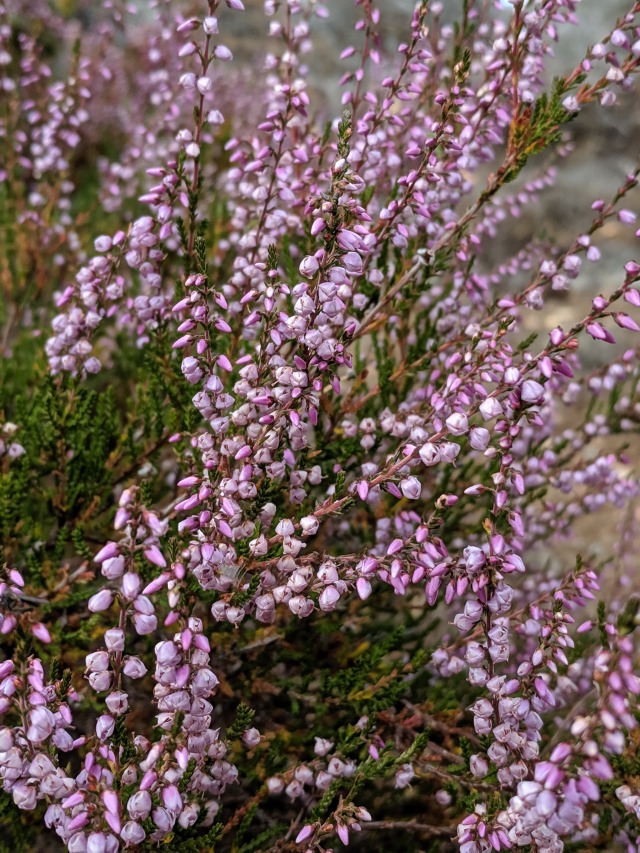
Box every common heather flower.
[0,0,640,850]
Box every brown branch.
[362,820,456,837]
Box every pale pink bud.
[534,677,556,707]
[102,790,119,815]
[343,252,363,274]
[94,542,119,563]
[550,742,572,763]
[86,651,110,672]
[88,589,114,612]
[8,568,24,587]
[88,670,112,691]
[614,312,640,332]
[479,397,502,420]
[618,209,636,224]
[470,754,488,777]
[27,706,55,743]
[520,380,544,405]
[102,556,125,579]
[296,825,313,844]
[586,322,615,343]
[94,236,112,253]
[469,428,490,451]
[356,577,372,600]
[105,690,129,715]
[121,822,146,845]
[336,824,349,845]
[127,790,152,821]
[400,476,421,500]
[176,19,199,33]
[445,412,468,435]
[96,715,115,740]
[299,256,319,278]
[162,785,182,813]
[214,45,233,61]
[105,628,125,652]
[144,545,166,567]
[13,783,37,810]
[242,727,261,748]
[113,509,130,532]
[319,585,340,611]
[123,657,147,679]
[419,442,440,466]
[31,622,51,644]
[133,613,157,635]
[299,515,319,536]
[142,572,171,595]
[121,572,141,600]
[395,763,414,788]
[267,777,284,795]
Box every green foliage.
[113,714,137,766]
[617,596,640,636]
[170,822,224,852]
[179,758,199,793]
[504,77,580,182]
[337,109,352,160]
[235,801,259,846]
[237,822,289,853]
[597,600,608,646]
[11,376,119,525]
[227,702,256,741]
[1,5,639,852]
[0,789,40,853]
[372,331,395,406]
[311,731,432,822]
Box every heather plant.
[2,0,640,850]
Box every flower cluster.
[1,0,640,850]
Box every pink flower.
[161,785,182,813]
[520,379,545,405]
[30,623,51,644]
[356,577,372,600]
[127,790,152,821]
[395,764,414,788]
[336,824,349,845]
[419,442,440,466]
[446,412,469,435]
[12,783,37,810]
[88,590,114,613]
[299,256,319,278]
[469,428,490,451]
[144,545,166,568]
[296,825,314,844]
[319,585,340,611]
[214,45,233,61]
[105,691,129,715]
[94,542,119,563]
[343,252,363,274]
[586,322,615,343]
[478,398,502,420]
[400,476,421,500]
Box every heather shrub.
[1,0,640,851]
